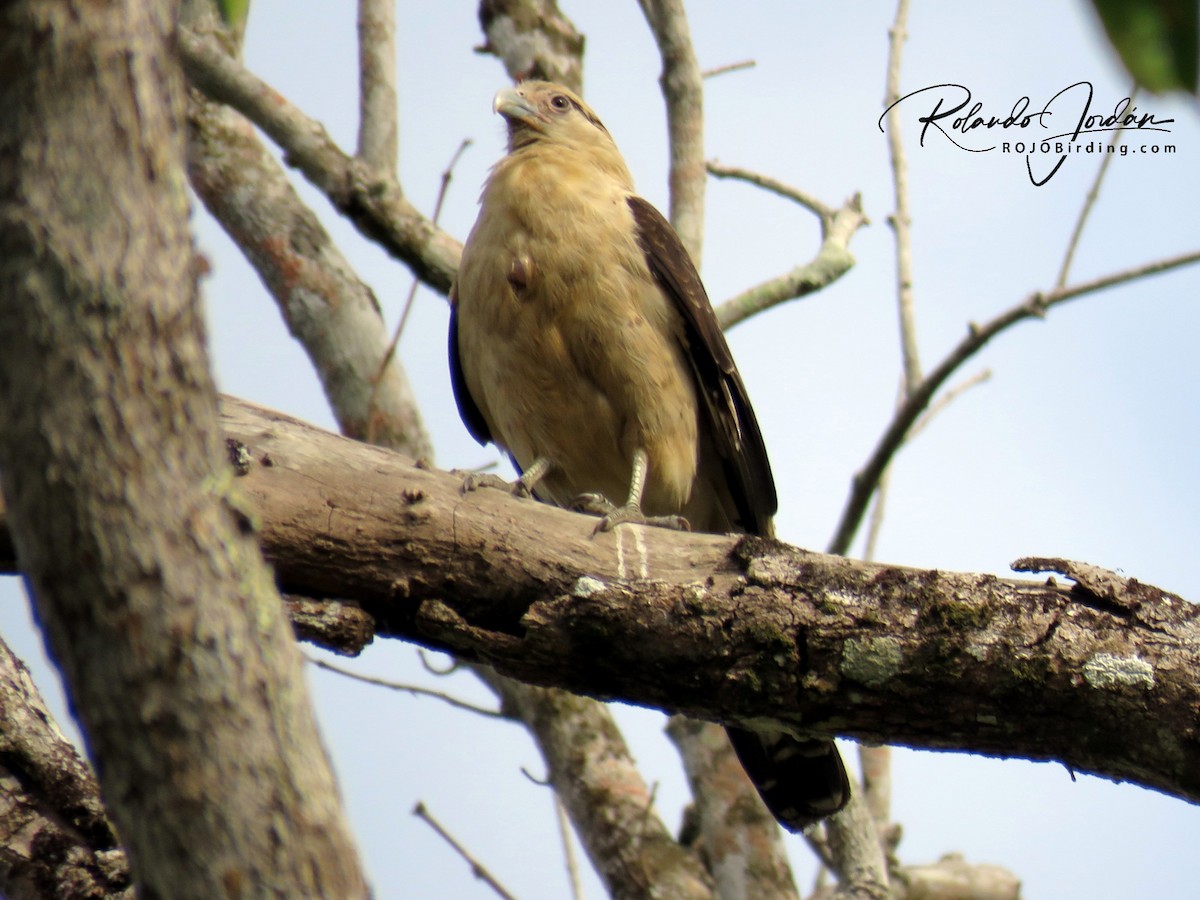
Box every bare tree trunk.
[0,2,368,896]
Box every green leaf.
[1091,0,1199,93]
[216,0,251,30]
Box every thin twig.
[1054,87,1135,289]
[862,378,905,563]
[309,657,507,719]
[366,138,471,443]
[715,191,866,331]
[861,455,895,565]
[827,248,1200,556]
[554,795,586,900]
[883,0,921,393]
[861,473,891,565]
[356,0,398,174]
[862,368,991,562]
[701,59,756,79]
[413,802,519,900]
[708,163,868,328]
[707,160,834,224]
[909,368,991,441]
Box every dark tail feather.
[726,727,851,832]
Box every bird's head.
[493,81,616,157]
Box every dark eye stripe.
[565,96,608,134]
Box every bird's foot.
[571,493,690,534]
[457,470,534,498]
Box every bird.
[449,80,849,831]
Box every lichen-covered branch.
[48,396,1187,813]
[666,717,799,900]
[0,635,131,899]
[477,0,585,93]
[0,3,368,891]
[178,23,461,294]
[0,396,1171,894]
[4,398,1199,812]
[185,65,433,458]
[823,793,889,899]
[477,671,714,900]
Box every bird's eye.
[549,94,571,112]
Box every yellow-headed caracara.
[449,81,849,831]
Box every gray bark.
[0,2,367,896]
[178,397,1200,811]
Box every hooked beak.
[493,87,542,129]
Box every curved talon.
[593,503,691,534]
[458,471,514,494]
[459,456,550,498]
[570,492,616,516]
[458,471,534,498]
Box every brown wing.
[626,196,777,536]
[625,206,849,824]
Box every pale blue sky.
[2,2,1197,897]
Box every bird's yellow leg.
[573,449,690,533]
[460,455,551,498]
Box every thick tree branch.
[178,23,461,294]
[356,0,399,175]
[0,3,367,891]
[5,395,1198,809]
[3,396,1198,813]
[184,35,432,458]
[122,399,1200,808]
[476,0,585,94]
[0,634,131,899]
[666,718,799,900]
[638,0,706,263]
[476,671,715,899]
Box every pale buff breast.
[455,152,701,515]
